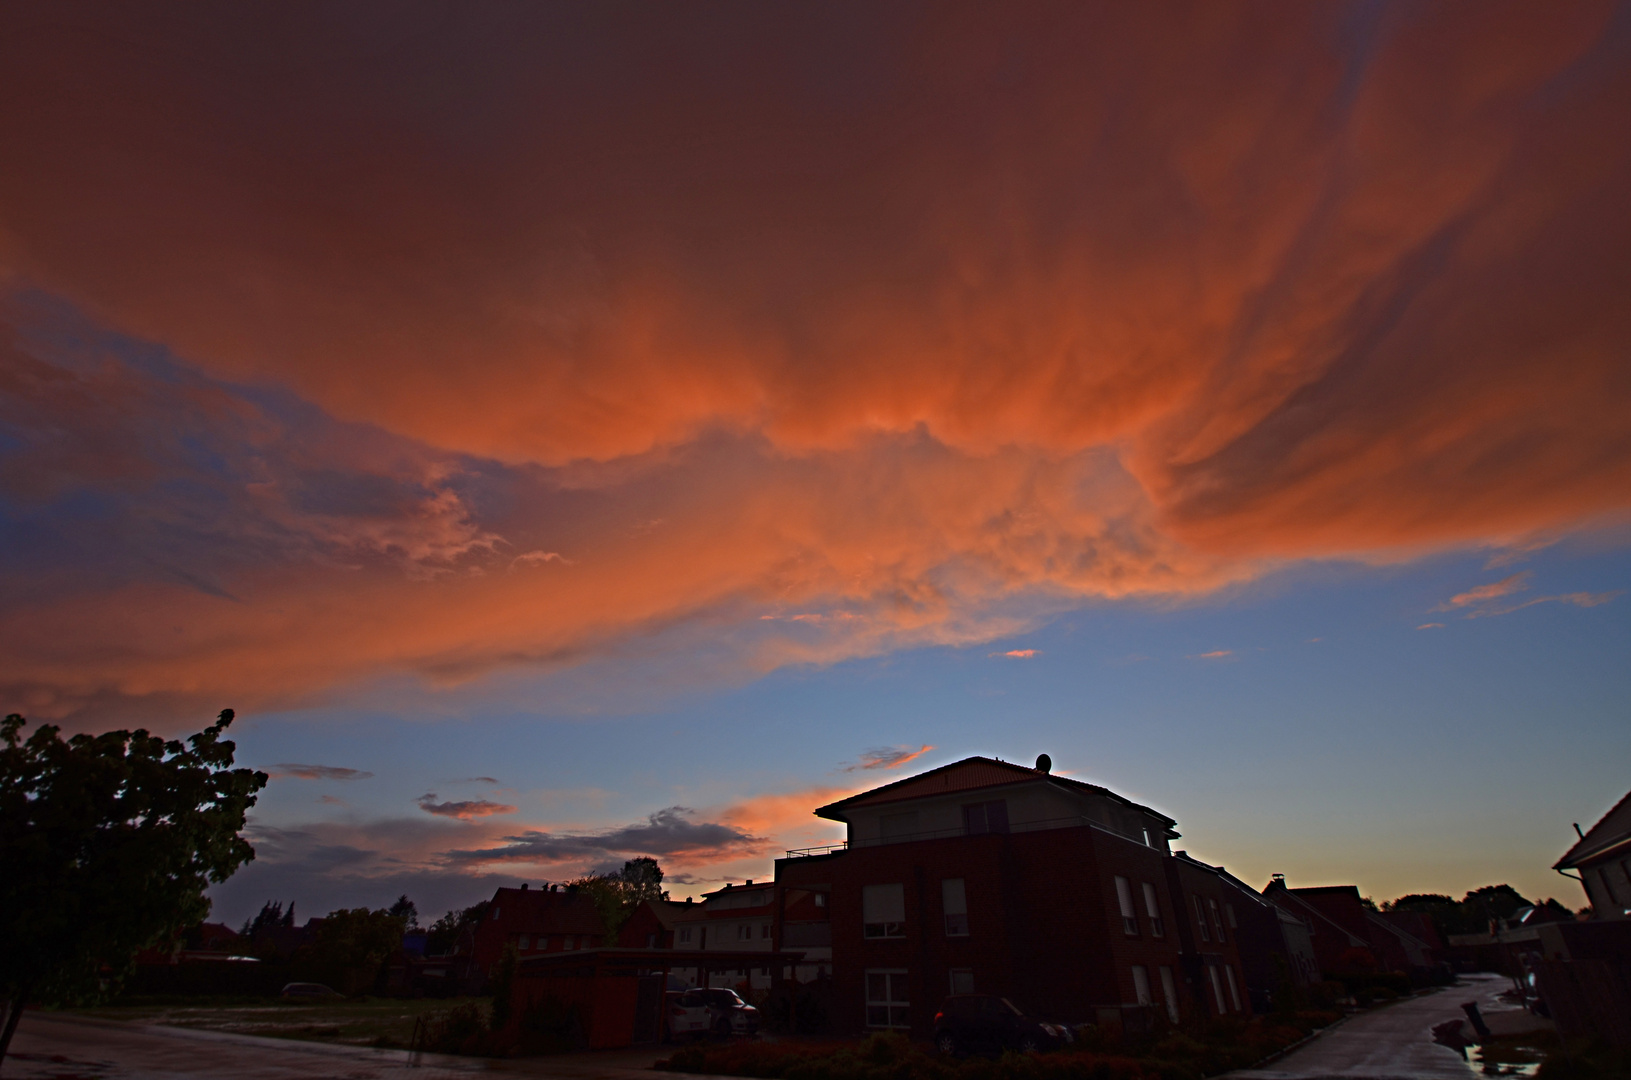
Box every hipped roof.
[813,755,1175,826]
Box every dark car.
[696,987,759,1037]
[933,994,1073,1055]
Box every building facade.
[774,756,1258,1036]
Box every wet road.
[3,1012,692,1080]
[1227,972,1544,1080]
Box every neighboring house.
[671,880,777,990]
[471,883,606,976]
[1554,788,1631,920]
[618,898,695,949]
[1261,877,1372,975]
[774,755,1259,1037]
[1171,852,1318,1010]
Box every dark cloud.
[273,764,374,782]
[444,807,763,865]
[416,793,517,820]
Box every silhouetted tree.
[305,907,408,970]
[388,894,420,931]
[0,710,265,1067]
[426,901,490,956]
[570,858,670,942]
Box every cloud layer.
[2,3,1630,719]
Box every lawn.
[67,996,491,1049]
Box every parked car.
[932,994,1073,1055]
[280,982,344,1000]
[665,989,713,1040]
[696,987,759,1037]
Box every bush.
[415,1001,495,1056]
[657,1016,1340,1080]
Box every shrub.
[415,1001,495,1056]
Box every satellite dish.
[1035,753,1052,774]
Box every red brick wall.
[777,825,1199,1036]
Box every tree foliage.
[570,858,668,942]
[305,907,408,970]
[427,900,490,956]
[387,894,420,931]
[1384,884,1546,938]
[0,710,265,1061]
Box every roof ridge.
[1554,787,1631,868]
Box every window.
[565,935,576,950]
[1142,882,1164,938]
[1224,965,1242,1012]
[1159,967,1180,1024]
[1115,877,1139,935]
[738,924,751,941]
[949,968,975,994]
[863,883,907,939]
[1142,827,1152,847]
[943,878,969,937]
[1131,965,1151,1005]
[815,893,827,908]
[647,933,658,947]
[678,927,693,944]
[519,934,530,951]
[762,923,772,939]
[1195,896,1210,942]
[865,970,910,1028]
[1208,898,1226,942]
[1207,965,1227,1014]
[1225,903,1237,930]
[962,800,1010,835]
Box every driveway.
[1227,972,1547,1080]
[2,1012,696,1080]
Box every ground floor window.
[1207,965,1226,1014]
[1159,966,1180,1023]
[949,968,974,994]
[866,969,910,1028]
[1131,964,1151,1005]
[1224,965,1242,1011]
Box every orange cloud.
[1443,572,1531,609]
[991,649,1039,659]
[1417,623,1445,630]
[846,746,935,772]
[1194,650,1234,660]
[2,4,1630,718]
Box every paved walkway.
[1226,973,1545,1080]
[2,1012,701,1080]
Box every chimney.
[746,879,753,885]
[520,883,528,891]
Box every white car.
[665,990,712,1040]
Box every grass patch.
[65,996,490,1049]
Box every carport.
[505,947,807,1050]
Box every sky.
[1,1,1629,928]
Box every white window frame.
[1131,964,1151,1006]
[943,878,969,937]
[1142,882,1164,938]
[863,884,907,939]
[1159,966,1180,1023]
[1195,895,1211,942]
[1208,897,1226,942]
[948,968,974,995]
[865,969,910,1029]
[1208,965,1227,1014]
[1115,876,1138,936]
[1225,964,1242,1011]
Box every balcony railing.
[785,815,1144,858]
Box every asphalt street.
[5,974,1544,1080]
[1227,972,1545,1080]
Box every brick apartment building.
[471,883,607,975]
[774,755,1261,1036]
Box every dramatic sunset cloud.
[444,807,765,869]
[415,794,518,821]
[1,2,1629,722]
[992,650,1040,659]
